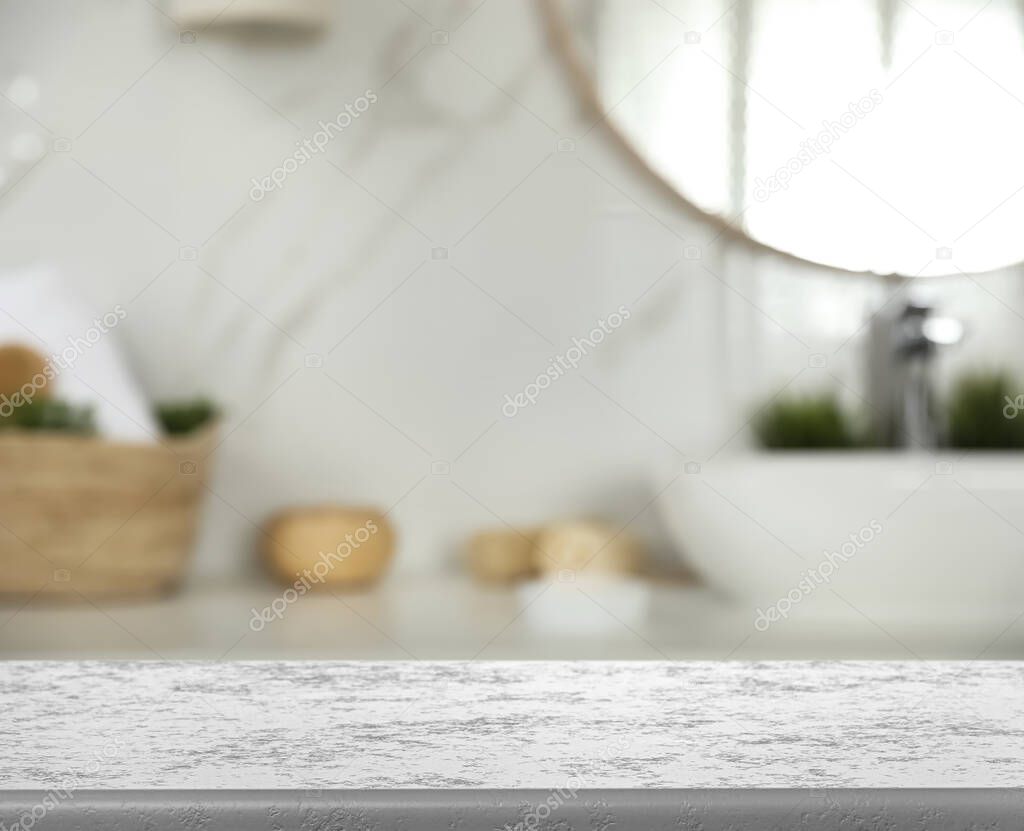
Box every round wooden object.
[264,507,396,588]
[465,528,538,583]
[534,520,644,576]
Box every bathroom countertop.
[2,661,1023,830]
[4,575,1024,660]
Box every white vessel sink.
[658,453,1024,619]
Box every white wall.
[1,0,1021,581]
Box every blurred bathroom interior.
[2,0,1024,661]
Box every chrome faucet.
[866,285,964,448]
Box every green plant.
[0,399,95,434]
[947,370,1024,449]
[753,392,860,449]
[155,399,218,436]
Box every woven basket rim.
[0,418,220,456]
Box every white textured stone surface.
[2,661,1023,789]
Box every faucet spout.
[866,288,964,449]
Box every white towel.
[0,266,159,443]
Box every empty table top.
[2,661,1022,830]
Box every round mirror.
[547,0,1024,277]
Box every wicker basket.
[0,423,217,598]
